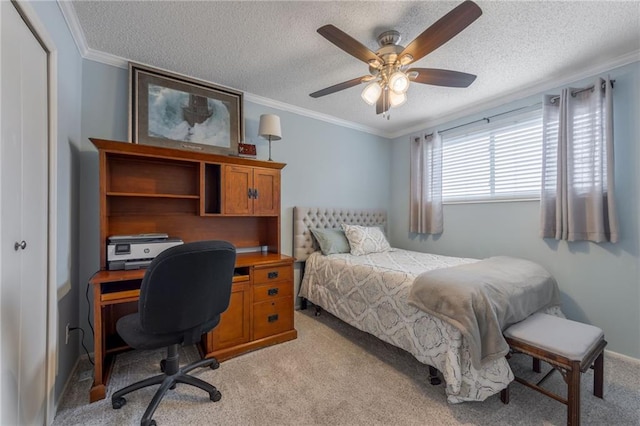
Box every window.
[543,104,607,196]
[441,109,542,202]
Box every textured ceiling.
[70,1,640,137]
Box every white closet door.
[0,2,49,425]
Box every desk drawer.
[253,281,293,303]
[253,296,293,340]
[253,265,291,284]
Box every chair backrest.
[138,240,236,344]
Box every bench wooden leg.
[567,361,581,426]
[593,351,604,399]
[533,357,541,373]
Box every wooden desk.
[89,252,296,402]
[89,140,296,402]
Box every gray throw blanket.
[408,256,560,369]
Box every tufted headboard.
[293,207,387,262]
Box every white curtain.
[410,132,443,234]
[540,77,618,242]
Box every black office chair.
[111,240,236,426]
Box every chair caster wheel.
[210,359,220,370]
[160,359,166,372]
[112,396,126,409]
[210,390,222,402]
[141,419,156,426]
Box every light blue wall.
[28,0,83,404]
[388,61,640,359]
[31,2,638,411]
[77,60,129,359]
[77,60,391,347]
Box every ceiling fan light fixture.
[361,81,382,105]
[389,71,409,94]
[389,91,407,107]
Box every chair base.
[112,344,221,426]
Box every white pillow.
[341,224,391,256]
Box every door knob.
[14,240,27,251]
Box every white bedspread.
[299,249,563,403]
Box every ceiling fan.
[309,0,482,117]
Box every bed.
[294,207,563,403]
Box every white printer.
[107,233,183,270]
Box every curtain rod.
[426,103,540,137]
[424,79,615,137]
[549,79,615,104]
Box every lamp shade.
[361,82,382,105]
[389,71,409,94]
[258,114,282,140]
[389,91,407,107]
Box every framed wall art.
[129,62,243,156]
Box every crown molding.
[56,0,638,142]
[55,1,387,137]
[57,0,87,56]
[58,1,130,68]
[84,48,128,69]
[389,50,640,139]
[243,92,389,138]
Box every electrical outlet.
[65,323,70,344]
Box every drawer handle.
[268,314,279,323]
[267,271,279,279]
[267,288,279,296]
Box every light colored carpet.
[53,309,640,425]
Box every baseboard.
[54,355,82,417]
[605,349,640,365]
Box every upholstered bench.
[500,313,607,426]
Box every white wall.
[388,61,640,359]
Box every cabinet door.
[206,281,251,351]
[223,165,252,215]
[253,168,280,215]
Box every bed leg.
[500,386,510,404]
[300,298,308,310]
[314,306,322,316]
[428,366,441,385]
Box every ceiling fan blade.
[376,89,390,115]
[407,68,477,87]
[399,1,482,65]
[309,76,370,98]
[318,24,381,64]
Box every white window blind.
[441,109,543,202]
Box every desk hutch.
[88,139,296,402]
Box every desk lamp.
[258,114,282,161]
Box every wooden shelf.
[107,192,199,199]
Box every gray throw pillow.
[310,228,351,255]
